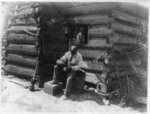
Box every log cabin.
[2,2,148,101]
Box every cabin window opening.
[67,24,89,48]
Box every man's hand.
[56,60,65,66]
[63,66,72,71]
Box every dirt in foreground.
[0,75,146,113]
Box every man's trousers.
[52,65,85,96]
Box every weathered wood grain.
[60,3,116,17]
[9,17,37,26]
[117,2,148,20]
[113,22,142,36]
[13,8,36,19]
[88,27,112,37]
[5,54,36,68]
[7,33,35,44]
[78,49,106,59]
[4,64,34,78]
[67,15,111,25]
[113,10,141,25]
[112,33,139,44]
[6,44,36,56]
[7,26,39,33]
[84,60,110,72]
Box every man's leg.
[64,71,76,97]
[72,69,86,93]
[50,65,61,84]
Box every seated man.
[50,46,87,99]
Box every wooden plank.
[4,54,36,68]
[7,26,39,33]
[112,33,139,44]
[15,3,38,11]
[85,72,100,84]
[78,49,106,59]
[84,60,110,72]
[140,19,148,32]
[4,64,34,78]
[15,3,32,11]
[9,17,37,26]
[82,38,112,49]
[88,27,112,37]
[7,33,35,44]
[68,14,111,25]
[117,2,148,20]
[113,22,142,36]
[6,44,36,56]
[114,10,141,25]
[60,3,116,17]
[13,8,36,19]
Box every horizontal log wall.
[60,3,116,17]
[112,33,140,44]
[4,3,40,79]
[113,22,142,36]
[12,8,38,19]
[116,2,148,20]
[88,27,112,37]
[67,14,111,25]
[7,33,35,44]
[6,44,36,56]
[84,60,110,72]
[4,54,36,68]
[9,17,37,26]
[5,3,69,80]
[60,2,148,20]
[83,38,112,49]
[4,64,35,78]
[7,26,39,33]
[113,10,141,25]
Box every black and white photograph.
[0,0,149,113]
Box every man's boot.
[49,80,59,84]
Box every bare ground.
[0,75,146,113]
